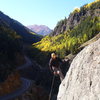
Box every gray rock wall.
[57,38,100,100]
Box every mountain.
[51,0,100,36]
[0,17,22,82]
[57,38,100,100]
[27,25,52,36]
[0,11,42,44]
[31,0,100,67]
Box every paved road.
[0,56,33,100]
[17,56,32,70]
[0,78,32,100]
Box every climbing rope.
[49,75,55,100]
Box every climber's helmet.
[51,53,57,59]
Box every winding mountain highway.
[17,56,33,70]
[0,56,33,100]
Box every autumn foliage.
[0,72,21,96]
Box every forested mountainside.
[0,18,22,82]
[31,0,100,66]
[0,11,42,44]
[0,11,43,96]
[51,0,100,36]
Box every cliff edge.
[57,38,100,100]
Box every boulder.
[57,38,100,100]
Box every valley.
[0,0,100,100]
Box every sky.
[0,0,95,29]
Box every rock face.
[57,38,100,100]
[51,0,100,36]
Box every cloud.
[73,6,80,10]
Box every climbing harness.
[49,75,55,100]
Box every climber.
[49,53,64,82]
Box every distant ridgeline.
[0,11,42,44]
[32,0,100,66]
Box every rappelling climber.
[49,53,64,82]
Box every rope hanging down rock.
[49,75,55,100]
